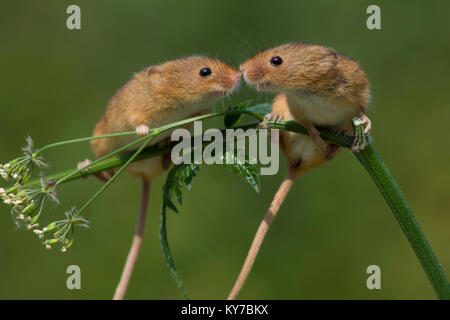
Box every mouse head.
[145,56,241,105]
[240,43,338,92]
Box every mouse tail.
[227,170,296,300]
[113,178,151,300]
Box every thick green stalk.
[354,145,450,299]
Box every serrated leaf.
[221,151,260,193]
[160,204,189,299]
[159,163,200,299]
[245,103,272,117]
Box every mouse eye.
[270,56,283,66]
[199,67,212,77]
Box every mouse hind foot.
[77,158,112,182]
[351,116,372,152]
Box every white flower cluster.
[1,136,89,252]
[0,163,21,181]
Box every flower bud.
[21,203,37,215]
[43,222,57,233]
[45,238,59,244]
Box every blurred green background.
[0,1,449,299]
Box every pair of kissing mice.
[84,43,371,300]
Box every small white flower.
[0,188,5,194]
[45,244,51,250]
[13,199,23,205]
[26,223,39,230]
[61,247,67,253]
[12,173,19,180]
[1,172,8,179]
[4,163,10,169]
[33,229,43,235]
[18,214,25,220]
[4,199,12,205]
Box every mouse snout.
[240,62,264,84]
[228,72,242,91]
[217,71,241,92]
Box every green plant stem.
[36,131,137,153]
[354,145,450,299]
[59,108,262,218]
[20,119,351,190]
[55,133,153,186]
[72,132,158,219]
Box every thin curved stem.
[113,179,151,300]
[36,131,136,153]
[227,171,296,300]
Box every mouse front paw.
[136,125,150,137]
[264,112,284,122]
[351,116,371,152]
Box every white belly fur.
[288,132,321,162]
[290,92,355,128]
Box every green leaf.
[222,151,260,193]
[159,163,200,299]
[245,103,271,117]
[224,101,250,128]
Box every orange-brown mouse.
[228,43,371,299]
[241,42,371,152]
[90,56,241,180]
[85,56,241,300]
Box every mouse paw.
[359,114,372,134]
[264,112,284,122]
[77,159,92,173]
[136,125,150,137]
[77,158,111,182]
[351,117,370,152]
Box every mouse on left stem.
[78,56,241,299]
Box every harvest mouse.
[82,56,241,300]
[228,42,371,299]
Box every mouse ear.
[318,47,338,70]
[145,65,163,84]
[304,46,338,75]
